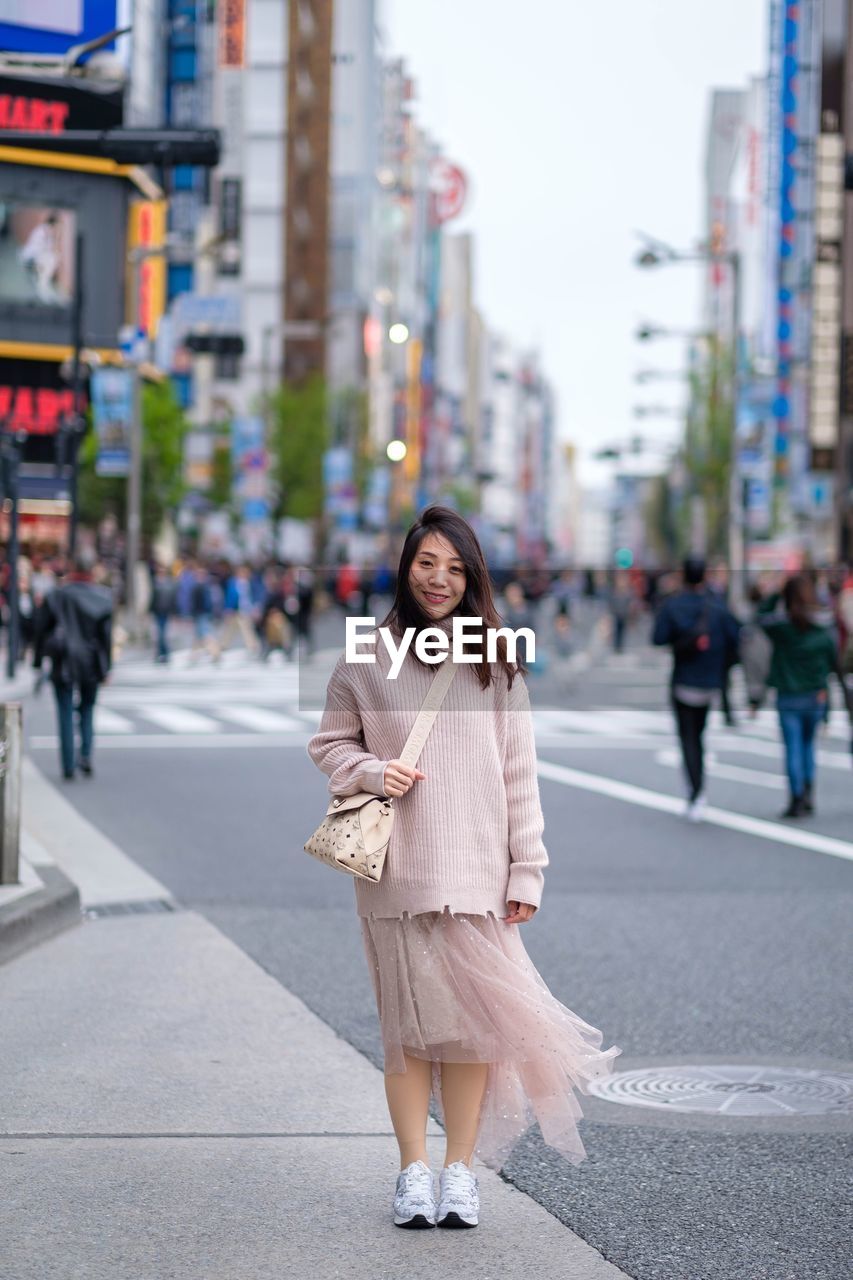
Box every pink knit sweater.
[306,620,549,919]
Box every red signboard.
[429,158,468,225]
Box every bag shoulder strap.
[398,657,459,769]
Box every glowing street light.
[388,323,410,345]
[386,439,407,462]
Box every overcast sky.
[381,0,767,484]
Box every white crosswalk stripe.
[215,706,303,732]
[139,706,221,734]
[92,708,135,735]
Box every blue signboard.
[91,365,132,477]
[0,1,117,55]
[231,416,270,522]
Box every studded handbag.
[304,655,458,881]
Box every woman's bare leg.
[440,1061,489,1166]
[385,1052,433,1169]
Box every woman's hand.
[382,760,426,797]
[503,901,537,925]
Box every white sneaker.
[687,793,707,823]
[393,1160,436,1229]
[437,1161,479,1228]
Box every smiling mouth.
[423,591,449,602]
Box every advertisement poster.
[92,366,132,477]
[231,416,269,521]
[0,202,75,307]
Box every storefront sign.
[219,0,246,68]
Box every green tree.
[209,439,233,512]
[267,374,328,520]
[684,339,733,557]
[77,377,189,545]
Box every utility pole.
[839,0,853,561]
[67,230,86,559]
[125,248,147,642]
[725,248,745,610]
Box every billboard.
[0,1,117,55]
[0,202,76,307]
[0,162,127,350]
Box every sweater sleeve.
[306,656,391,797]
[503,671,549,909]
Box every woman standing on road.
[759,574,851,818]
[306,506,621,1231]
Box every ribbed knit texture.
[306,617,549,918]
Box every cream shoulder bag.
[304,655,458,882]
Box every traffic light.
[615,547,634,569]
[184,333,245,356]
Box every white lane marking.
[28,733,307,750]
[537,758,853,862]
[655,748,785,791]
[216,705,303,732]
[93,708,135,735]
[138,706,221,734]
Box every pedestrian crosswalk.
[27,650,853,795]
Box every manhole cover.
[587,1065,853,1116]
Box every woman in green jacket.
[760,575,844,818]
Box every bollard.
[0,703,22,886]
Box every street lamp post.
[635,237,744,608]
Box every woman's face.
[408,531,467,621]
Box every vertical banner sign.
[127,199,167,338]
[231,417,269,520]
[219,0,246,69]
[774,1,798,482]
[322,446,358,530]
[91,366,132,477]
[404,337,423,484]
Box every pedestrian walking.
[149,564,177,663]
[188,564,221,663]
[739,583,773,717]
[758,574,853,818]
[220,564,261,656]
[306,505,621,1230]
[608,570,634,654]
[652,556,741,822]
[32,557,113,780]
[258,566,293,661]
[708,559,738,726]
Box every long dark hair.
[378,505,526,689]
[783,573,816,631]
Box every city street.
[8,615,852,1280]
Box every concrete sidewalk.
[0,764,630,1280]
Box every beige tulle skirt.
[360,907,622,1171]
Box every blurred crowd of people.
[3,545,851,812]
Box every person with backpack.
[652,557,741,821]
[32,557,113,781]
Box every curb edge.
[0,864,82,967]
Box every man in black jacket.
[33,558,113,780]
[652,557,740,821]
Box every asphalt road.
[20,607,853,1280]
